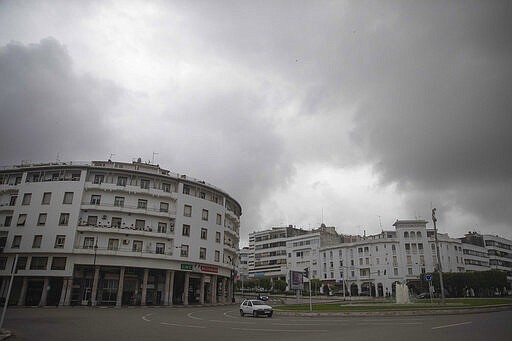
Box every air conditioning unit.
[123,239,130,245]
[102,215,107,220]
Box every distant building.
[0,160,241,306]
[243,220,512,294]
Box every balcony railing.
[81,202,177,217]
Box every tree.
[273,279,287,293]
[258,277,272,291]
[310,279,321,295]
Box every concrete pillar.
[116,267,125,307]
[59,277,73,306]
[17,277,28,306]
[141,268,149,306]
[91,266,100,306]
[222,278,227,303]
[199,275,205,305]
[39,277,49,307]
[163,270,170,306]
[169,271,175,306]
[183,272,189,306]
[211,275,217,304]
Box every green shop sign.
[181,264,193,271]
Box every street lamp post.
[432,208,446,304]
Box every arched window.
[410,231,416,238]
[417,231,422,238]
[404,231,409,238]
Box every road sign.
[425,273,433,282]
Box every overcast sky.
[1,1,511,245]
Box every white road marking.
[272,323,325,326]
[224,310,238,319]
[187,312,203,320]
[141,313,153,322]
[231,327,329,333]
[432,321,472,330]
[209,319,256,324]
[160,322,206,329]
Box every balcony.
[225,209,240,222]
[76,224,175,239]
[74,245,176,260]
[224,225,239,239]
[84,182,177,200]
[0,183,19,193]
[81,202,177,218]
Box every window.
[54,235,66,248]
[83,237,95,249]
[135,219,145,230]
[201,228,208,240]
[183,205,192,217]
[202,209,208,221]
[16,256,28,270]
[108,239,119,250]
[30,257,48,270]
[17,214,27,226]
[394,268,399,276]
[158,222,167,233]
[215,250,220,262]
[132,240,143,252]
[41,192,51,205]
[183,185,190,195]
[180,244,189,257]
[3,216,11,227]
[51,257,66,270]
[59,213,70,226]
[199,247,206,259]
[162,183,171,192]
[9,195,17,206]
[137,199,147,209]
[160,202,169,212]
[117,176,127,186]
[93,174,104,184]
[200,192,205,199]
[216,214,222,225]
[63,192,73,204]
[90,195,101,205]
[114,196,125,207]
[87,216,98,226]
[156,243,165,254]
[0,259,7,272]
[182,224,190,236]
[140,179,150,189]
[37,213,47,226]
[32,235,42,248]
[408,268,413,275]
[111,217,122,228]
[215,232,221,243]
[22,193,32,205]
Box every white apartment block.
[243,220,511,295]
[0,160,241,307]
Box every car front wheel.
[268,312,273,317]
[240,309,244,317]
[253,311,258,318]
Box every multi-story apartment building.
[243,220,511,295]
[0,160,241,307]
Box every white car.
[240,299,273,317]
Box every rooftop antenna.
[321,208,324,225]
[56,153,60,162]
[152,152,159,164]
[378,215,383,231]
[108,153,115,161]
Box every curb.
[275,304,512,317]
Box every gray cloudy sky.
[1,1,511,244]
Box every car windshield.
[252,300,266,305]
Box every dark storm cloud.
[0,38,123,163]
[348,1,512,229]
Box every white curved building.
[0,160,241,306]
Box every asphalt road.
[4,305,512,341]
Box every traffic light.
[303,267,309,278]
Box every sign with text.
[290,270,303,290]
[181,264,193,271]
[200,265,218,273]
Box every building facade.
[242,220,512,295]
[0,160,241,306]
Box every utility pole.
[0,254,18,330]
[432,208,446,304]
